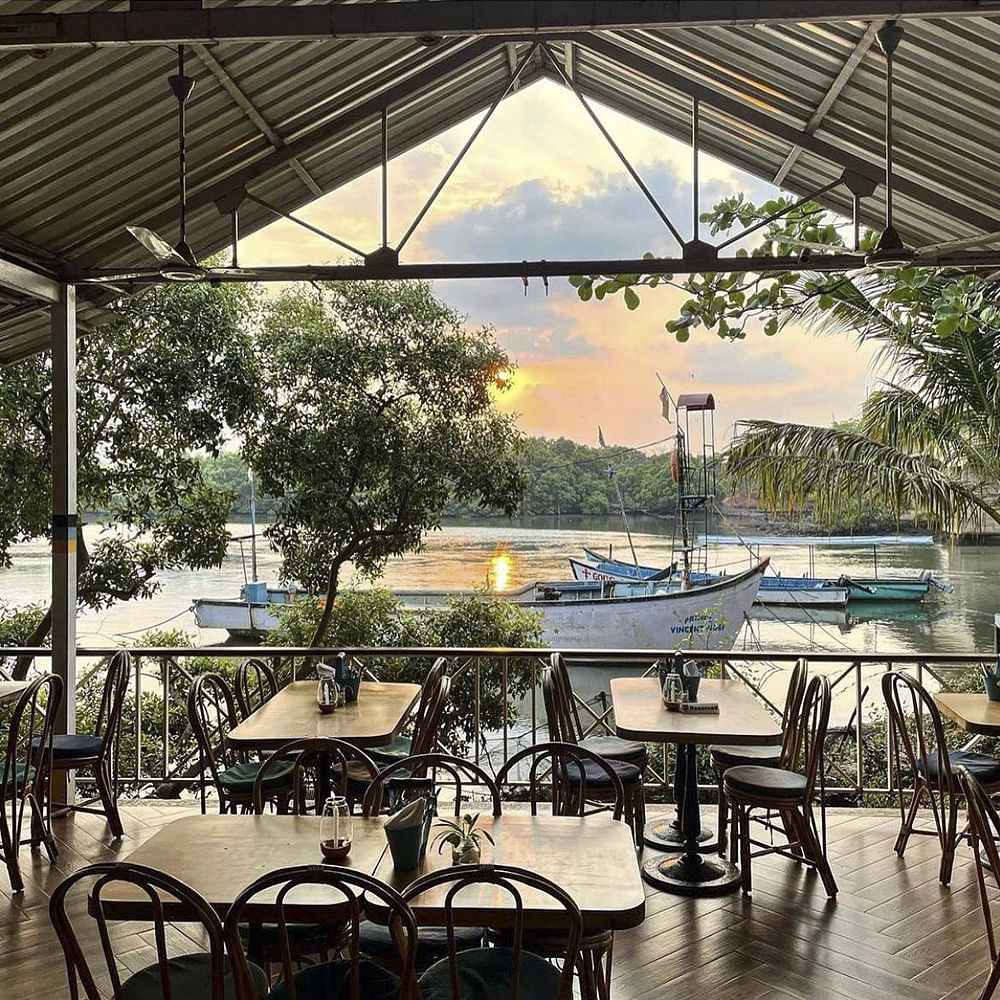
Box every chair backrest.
[224,864,419,1000]
[361,752,502,818]
[783,674,831,800]
[542,664,585,746]
[410,659,451,757]
[3,672,62,843]
[548,652,583,740]
[777,658,810,763]
[881,670,952,801]
[49,861,227,1000]
[94,651,132,758]
[187,673,242,797]
[495,741,625,820]
[233,657,278,720]
[252,737,379,814]
[400,863,582,1000]
[956,765,1000,961]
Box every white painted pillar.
[51,283,76,804]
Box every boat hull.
[191,599,281,637]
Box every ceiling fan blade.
[126,225,186,264]
[914,230,1000,256]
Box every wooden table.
[96,812,645,935]
[611,676,782,896]
[227,680,421,751]
[375,813,645,933]
[0,681,28,704]
[934,691,1000,735]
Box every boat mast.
[599,425,640,568]
[248,467,258,583]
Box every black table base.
[642,816,716,852]
[640,741,741,896]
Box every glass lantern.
[320,795,352,861]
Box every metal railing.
[1,645,995,802]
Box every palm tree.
[727,269,1000,534]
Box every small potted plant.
[431,812,494,866]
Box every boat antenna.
[599,426,640,568]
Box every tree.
[0,282,258,675]
[238,280,526,646]
[569,196,1000,533]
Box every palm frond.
[727,420,1000,533]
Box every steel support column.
[51,283,77,804]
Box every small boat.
[191,582,304,638]
[574,552,849,608]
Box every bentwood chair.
[50,861,267,1000]
[42,650,131,839]
[369,658,450,766]
[402,864,583,1000]
[252,737,379,815]
[360,753,500,970]
[224,864,419,1000]
[956,766,1000,1000]
[882,670,1000,885]
[234,657,278,720]
[541,665,646,845]
[711,657,809,856]
[496,741,625,1000]
[548,652,648,767]
[725,675,838,898]
[2,672,61,893]
[188,673,293,814]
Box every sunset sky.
[242,79,878,452]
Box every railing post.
[855,659,863,799]
[474,657,481,768]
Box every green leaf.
[935,315,959,337]
[624,287,641,311]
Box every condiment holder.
[319,795,352,862]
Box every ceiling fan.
[88,45,205,286]
[776,23,1000,271]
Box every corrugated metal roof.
[3,1,1000,360]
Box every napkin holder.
[385,799,426,870]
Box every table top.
[96,812,645,932]
[611,677,782,746]
[934,691,1000,736]
[0,681,28,705]
[95,814,390,920]
[227,680,421,750]
[375,813,644,931]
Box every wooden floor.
[1,803,996,999]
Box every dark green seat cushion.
[370,735,412,764]
[359,918,483,969]
[3,763,34,794]
[419,946,562,1000]
[241,919,343,960]
[562,758,641,789]
[265,957,400,1000]
[710,744,782,772]
[217,759,294,795]
[33,734,103,760]
[579,735,647,765]
[918,749,1000,787]
[724,765,806,800]
[120,953,267,1000]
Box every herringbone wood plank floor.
[1,804,995,999]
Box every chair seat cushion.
[266,957,400,1000]
[4,763,34,794]
[120,953,267,1000]
[724,765,807,800]
[420,946,562,1000]
[217,759,294,795]
[360,918,482,968]
[580,735,648,765]
[241,919,343,959]
[370,735,412,764]
[710,744,782,772]
[563,758,642,788]
[34,733,103,761]
[918,749,1000,787]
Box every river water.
[1,514,997,657]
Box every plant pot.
[386,824,424,870]
[984,673,1000,702]
[451,839,481,866]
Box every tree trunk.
[12,606,53,680]
[310,559,342,648]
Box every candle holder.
[320,795,352,862]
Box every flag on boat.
[660,385,672,420]
[598,425,607,448]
